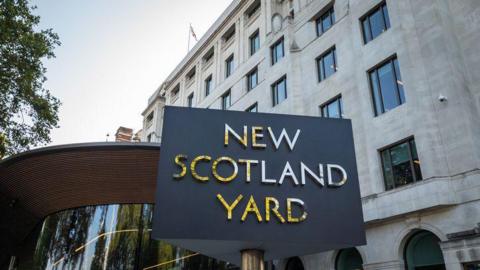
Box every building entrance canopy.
[0,142,160,267]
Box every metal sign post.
[241,249,264,270]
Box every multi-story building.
[142,0,480,269]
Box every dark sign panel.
[153,106,365,264]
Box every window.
[222,25,235,43]
[271,37,284,65]
[321,96,342,118]
[361,2,390,43]
[146,111,154,123]
[225,54,234,78]
[316,6,335,36]
[245,0,261,18]
[250,30,260,56]
[187,93,194,107]
[246,67,258,91]
[369,56,405,116]
[272,76,287,106]
[246,103,258,112]
[171,84,180,101]
[222,90,231,110]
[316,47,337,82]
[147,133,153,142]
[186,67,196,81]
[381,138,422,190]
[203,47,214,64]
[205,75,212,96]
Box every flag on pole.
[189,24,198,41]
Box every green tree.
[0,0,60,158]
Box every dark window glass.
[247,68,258,91]
[381,138,422,190]
[205,76,212,96]
[225,55,234,77]
[317,47,337,82]
[361,2,390,43]
[246,0,261,18]
[316,7,335,36]
[272,76,287,106]
[321,96,342,118]
[203,47,214,63]
[187,93,194,107]
[250,30,260,56]
[369,56,405,115]
[222,90,231,110]
[146,111,154,123]
[271,37,284,65]
[246,103,258,112]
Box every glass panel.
[369,8,385,40]
[370,71,383,115]
[390,142,414,187]
[252,71,258,88]
[326,99,340,118]
[383,5,391,29]
[410,140,422,181]
[381,150,395,190]
[331,9,336,24]
[318,58,325,81]
[323,50,336,79]
[378,61,400,112]
[322,106,328,117]
[393,58,405,104]
[321,12,332,33]
[279,79,287,103]
[362,18,372,43]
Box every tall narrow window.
[361,2,390,44]
[272,76,287,106]
[187,93,194,107]
[369,56,405,116]
[250,30,260,56]
[316,47,337,82]
[205,75,212,96]
[222,90,231,110]
[225,54,234,78]
[320,96,342,118]
[381,138,422,190]
[246,103,258,113]
[271,37,284,65]
[246,67,258,91]
[146,111,154,124]
[315,6,335,36]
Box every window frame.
[271,75,287,106]
[187,93,194,107]
[204,75,212,96]
[246,67,259,91]
[379,137,422,191]
[249,30,260,56]
[320,95,343,118]
[315,6,335,36]
[270,37,285,65]
[360,1,390,44]
[221,89,231,110]
[225,54,234,78]
[316,46,337,82]
[368,55,405,116]
[246,102,258,113]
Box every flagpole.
[187,23,191,52]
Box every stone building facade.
[141,0,480,269]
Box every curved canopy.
[0,142,160,266]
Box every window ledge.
[202,59,214,70]
[222,37,235,51]
[245,9,261,28]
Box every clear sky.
[31,0,232,145]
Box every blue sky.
[32,0,231,145]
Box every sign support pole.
[241,249,264,270]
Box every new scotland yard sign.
[153,106,365,264]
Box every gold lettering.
[251,126,266,149]
[265,197,285,223]
[287,198,307,223]
[173,154,188,179]
[191,155,211,182]
[217,194,243,220]
[212,156,238,183]
[241,195,263,222]
[224,124,248,147]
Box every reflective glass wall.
[20,204,238,270]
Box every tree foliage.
[0,0,60,158]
